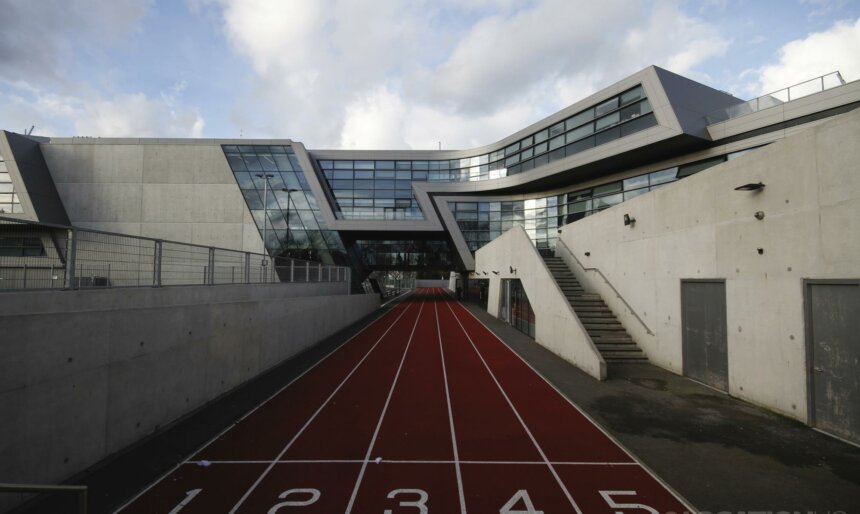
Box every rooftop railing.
[705,71,847,124]
[0,216,349,291]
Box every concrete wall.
[0,284,378,506]
[476,226,605,379]
[557,109,860,420]
[40,142,263,253]
[415,279,448,288]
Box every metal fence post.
[154,240,162,287]
[270,256,276,283]
[244,252,250,284]
[306,261,310,282]
[346,267,351,295]
[64,228,77,290]
[208,248,215,285]
[318,263,322,282]
[290,259,295,283]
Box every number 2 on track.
[267,488,321,513]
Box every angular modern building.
[1,66,850,276]
[2,66,859,442]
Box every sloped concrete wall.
[558,108,860,420]
[0,284,378,506]
[476,226,605,379]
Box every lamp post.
[281,187,299,257]
[255,173,275,271]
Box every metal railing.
[705,71,847,124]
[556,238,653,335]
[0,483,87,513]
[0,216,350,291]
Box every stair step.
[603,355,649,362]
[590,335,635,343]
[579,317,620,324]
[575,311,614,317]
[596,343,640,351]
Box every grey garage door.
[682,280,728,391]
[807,281,860,445]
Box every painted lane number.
[384,488,429,513]
[500,489,544,514]
[167,489,202,514]
[599,490,660,514]
[267,488,321,513]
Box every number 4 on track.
[500,489,544,514]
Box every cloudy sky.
[1,0,858,149]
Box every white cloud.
[0,81,205,138]
[208,0,730,149]
[754,17,860,94]
[0,0,151,83]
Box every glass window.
[549,122,565,138]
[334,160,353,169]
[595,97,619,116]
[243,154,262,171]
[566,123,593,143]
[595,111,620,130]
[649,167,678,185]
[413,161,429,170]
[623,174,649,191]
[333,170,353,179]
[355,170,374,179]
[273,153,293,171]
[566,108,594,130]
[354,160,374,169]
[678,156,726,178]
[593,181,622,196]
[375,160,395,169]
[521,147,534,159]
[259,154,278,172]
[620,99,652,122]
[319,160,334,169]
[534,129,549,143]
[620,85,644,106]
[226,154,246,171]
[375,170,395,179]
[520,136,533,148]
[412,171,428,181]
[505,142,520,156]
[533,141,548,155]
[396,161,412,170]
[549,135,565,151]
[505,154,520,166]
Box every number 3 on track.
[384,488,429,513]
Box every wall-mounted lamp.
[482,271,488,275]
[735,182,765,192]
[492,271,499,275]
[623,213,636,226]
[509,266,517,274]
[754,211,765,220]
[557,229,563,234]
[584,251,591,257]
[757,248,764,255]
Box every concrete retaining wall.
[0,284,378,503]
[415,279,449,288]
[476,226,605,379]
[558,108,860,420]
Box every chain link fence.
[0,216,349,291]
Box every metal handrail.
[0,215,350,291]
[556,237,653,335]
[705,71,847,124]
[0,483,87,513]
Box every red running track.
[117,288,694,514]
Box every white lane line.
[434,290,467,514]
[227,299,420,514]
[113,298,414,513]
[381,289,413,307]
[344,299,426,514]
[185,459,637,466]
[443,299,584,514]
[449,298,699,514]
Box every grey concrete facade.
[0,284,378,511]
[473,108,860,439]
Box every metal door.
[806,281,860,444]
[682,280,729,391]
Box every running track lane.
[117,288,694,513]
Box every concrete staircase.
[543,255,647,363]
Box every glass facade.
[223,145,346,264]
[319,85,656,220]
[319,160,426,221]
[0,152,23,214]
[506,279,536,338]
[352,239,456,269]
[451,148,761,253]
